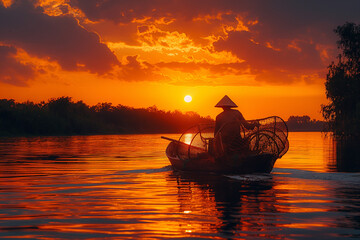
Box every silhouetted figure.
[214,95,258,154]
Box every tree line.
[0,97,213,136]
[0,97,326,137]
[322,22,360,138]
[286,115,326,132]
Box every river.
[0,132,360,239]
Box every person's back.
[215,108,243,139]
[214,95,257,155]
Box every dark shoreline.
[0,97,327,137]
[0,130,328,138]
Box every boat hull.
[166,141,277,174]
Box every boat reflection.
[167,171,283,238]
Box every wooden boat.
[162,116,289,174]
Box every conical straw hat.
[215,95,238,108]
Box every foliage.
[286,115,325,132]
[322,22,360,137]
[0,97,328,137]
[0,97,213,136]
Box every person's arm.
[237,111,257,130]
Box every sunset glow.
[1,1,360,120]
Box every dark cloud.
[0,45,36,86]
[69,0,242,23]
[118,55,168,82]
[69,0,360,39]
[68,0,360,85]
[157,61,248,76]
[239,1,360,44]
[0,0,119,75]
[69,0,177,24]
[213,31,325,83]
[3,0,360,86]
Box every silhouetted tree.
[0,97,213,136]
[322,22,360,137]
[287,115,325,132]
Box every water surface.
[1,132,360,239]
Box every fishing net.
[177,124,214,161]
[246,116,289,158]
[176,116,289,161]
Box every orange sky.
[1,0,360,120]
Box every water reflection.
[276,132,360,173]
[1,133,360,239]
[332,186,360,232]
[327,137,360,172]
[167,171,283,239]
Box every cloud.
[213,30,326,83]
[3,0,360,86]
[218,31,324,70]
[68,0,360,40]
[118,55,168,82]
[69,0,244,46]
[68,0,176,24]
[0,0,119,75]
[157,61,248,76]
[0,45,36,86]
[67,0,360,84]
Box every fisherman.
[214,95,258,154]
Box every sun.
[184,95,192,103]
